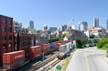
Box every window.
[2,43,6,48]
[2,26,6,32]
[7,18,11,24]
[9,27,12,32]
[2,17,6,24]
[2,36,6,40]
[9,36,12,40]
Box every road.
[66,47,108,71]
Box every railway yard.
[0,41,74,71]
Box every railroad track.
[37,58,60,71]
[27,53,59,71]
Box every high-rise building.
[0,15,14,66]
[49,27,57,32]
[62,25,67,31]
[29,20,34,29]
[43,24,48,31]
[79,22,88,32]
[94,17,99,27]
[28,20,36,34]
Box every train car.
[30,46,42,60]
[41,44,50,54]
[66,42,72,52]
[57,42,72,59]
[3,50,25,70]
[50,42,56,49]
[55,42,62,49]
[49,42,57,52]
[48,41,62,53]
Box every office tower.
[94,17,99,27]
[29,20,34,29]
[79,21,88,31]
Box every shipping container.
[50,42,56,49]
[56,42,62,49]
[42,44,49,54]
[3,50,25,64]
[30,46,42,60]
[3,59,25,70]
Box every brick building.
[14,32,36,61]
[0,15,14,66]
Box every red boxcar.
[42,44,50,54]
[3,50,25,69]
[30,46,42,60]
[56,43,62,49]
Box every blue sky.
[0,0,108,29]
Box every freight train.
[2,39,71,70]
[57,41,75,59]
[2,32,74,70]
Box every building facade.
[49,27,57,32]
[86,27,106,38]
[94,17,99,27]
[66,30,87,40]
[62,25,67,31]
[14,32,36,61]
[79,22,88,32]
[0,15,14,66]
[14,21,22,33]
[29,20,34,29]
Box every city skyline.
[0,0,108,29]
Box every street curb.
[103,56,108,64]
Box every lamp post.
[42,47,45,71]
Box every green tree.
[76,38,88,48]
[102,44,108,50]
[96,38,108,48]
[89,34,95,39]
[60,33,66,40]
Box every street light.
[42,46,45,71]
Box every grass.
[61,54,73,71]
[98,47,108,50]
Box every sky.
[0,0,108,29]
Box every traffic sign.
[56,65,62,71]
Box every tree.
[76,38,88,48]
[102,44,108,50]
[96,38,108,48]
[60,33,66,40]
[89,34,95,39]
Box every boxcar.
[30,46,42,60]
[3,50,25,70]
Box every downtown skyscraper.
[94,17,99,27]
[79,21,88,32]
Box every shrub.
[76,38,88,48]
[102,44,108,50]
[96,38,108,48]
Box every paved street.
[66,47,108,71]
